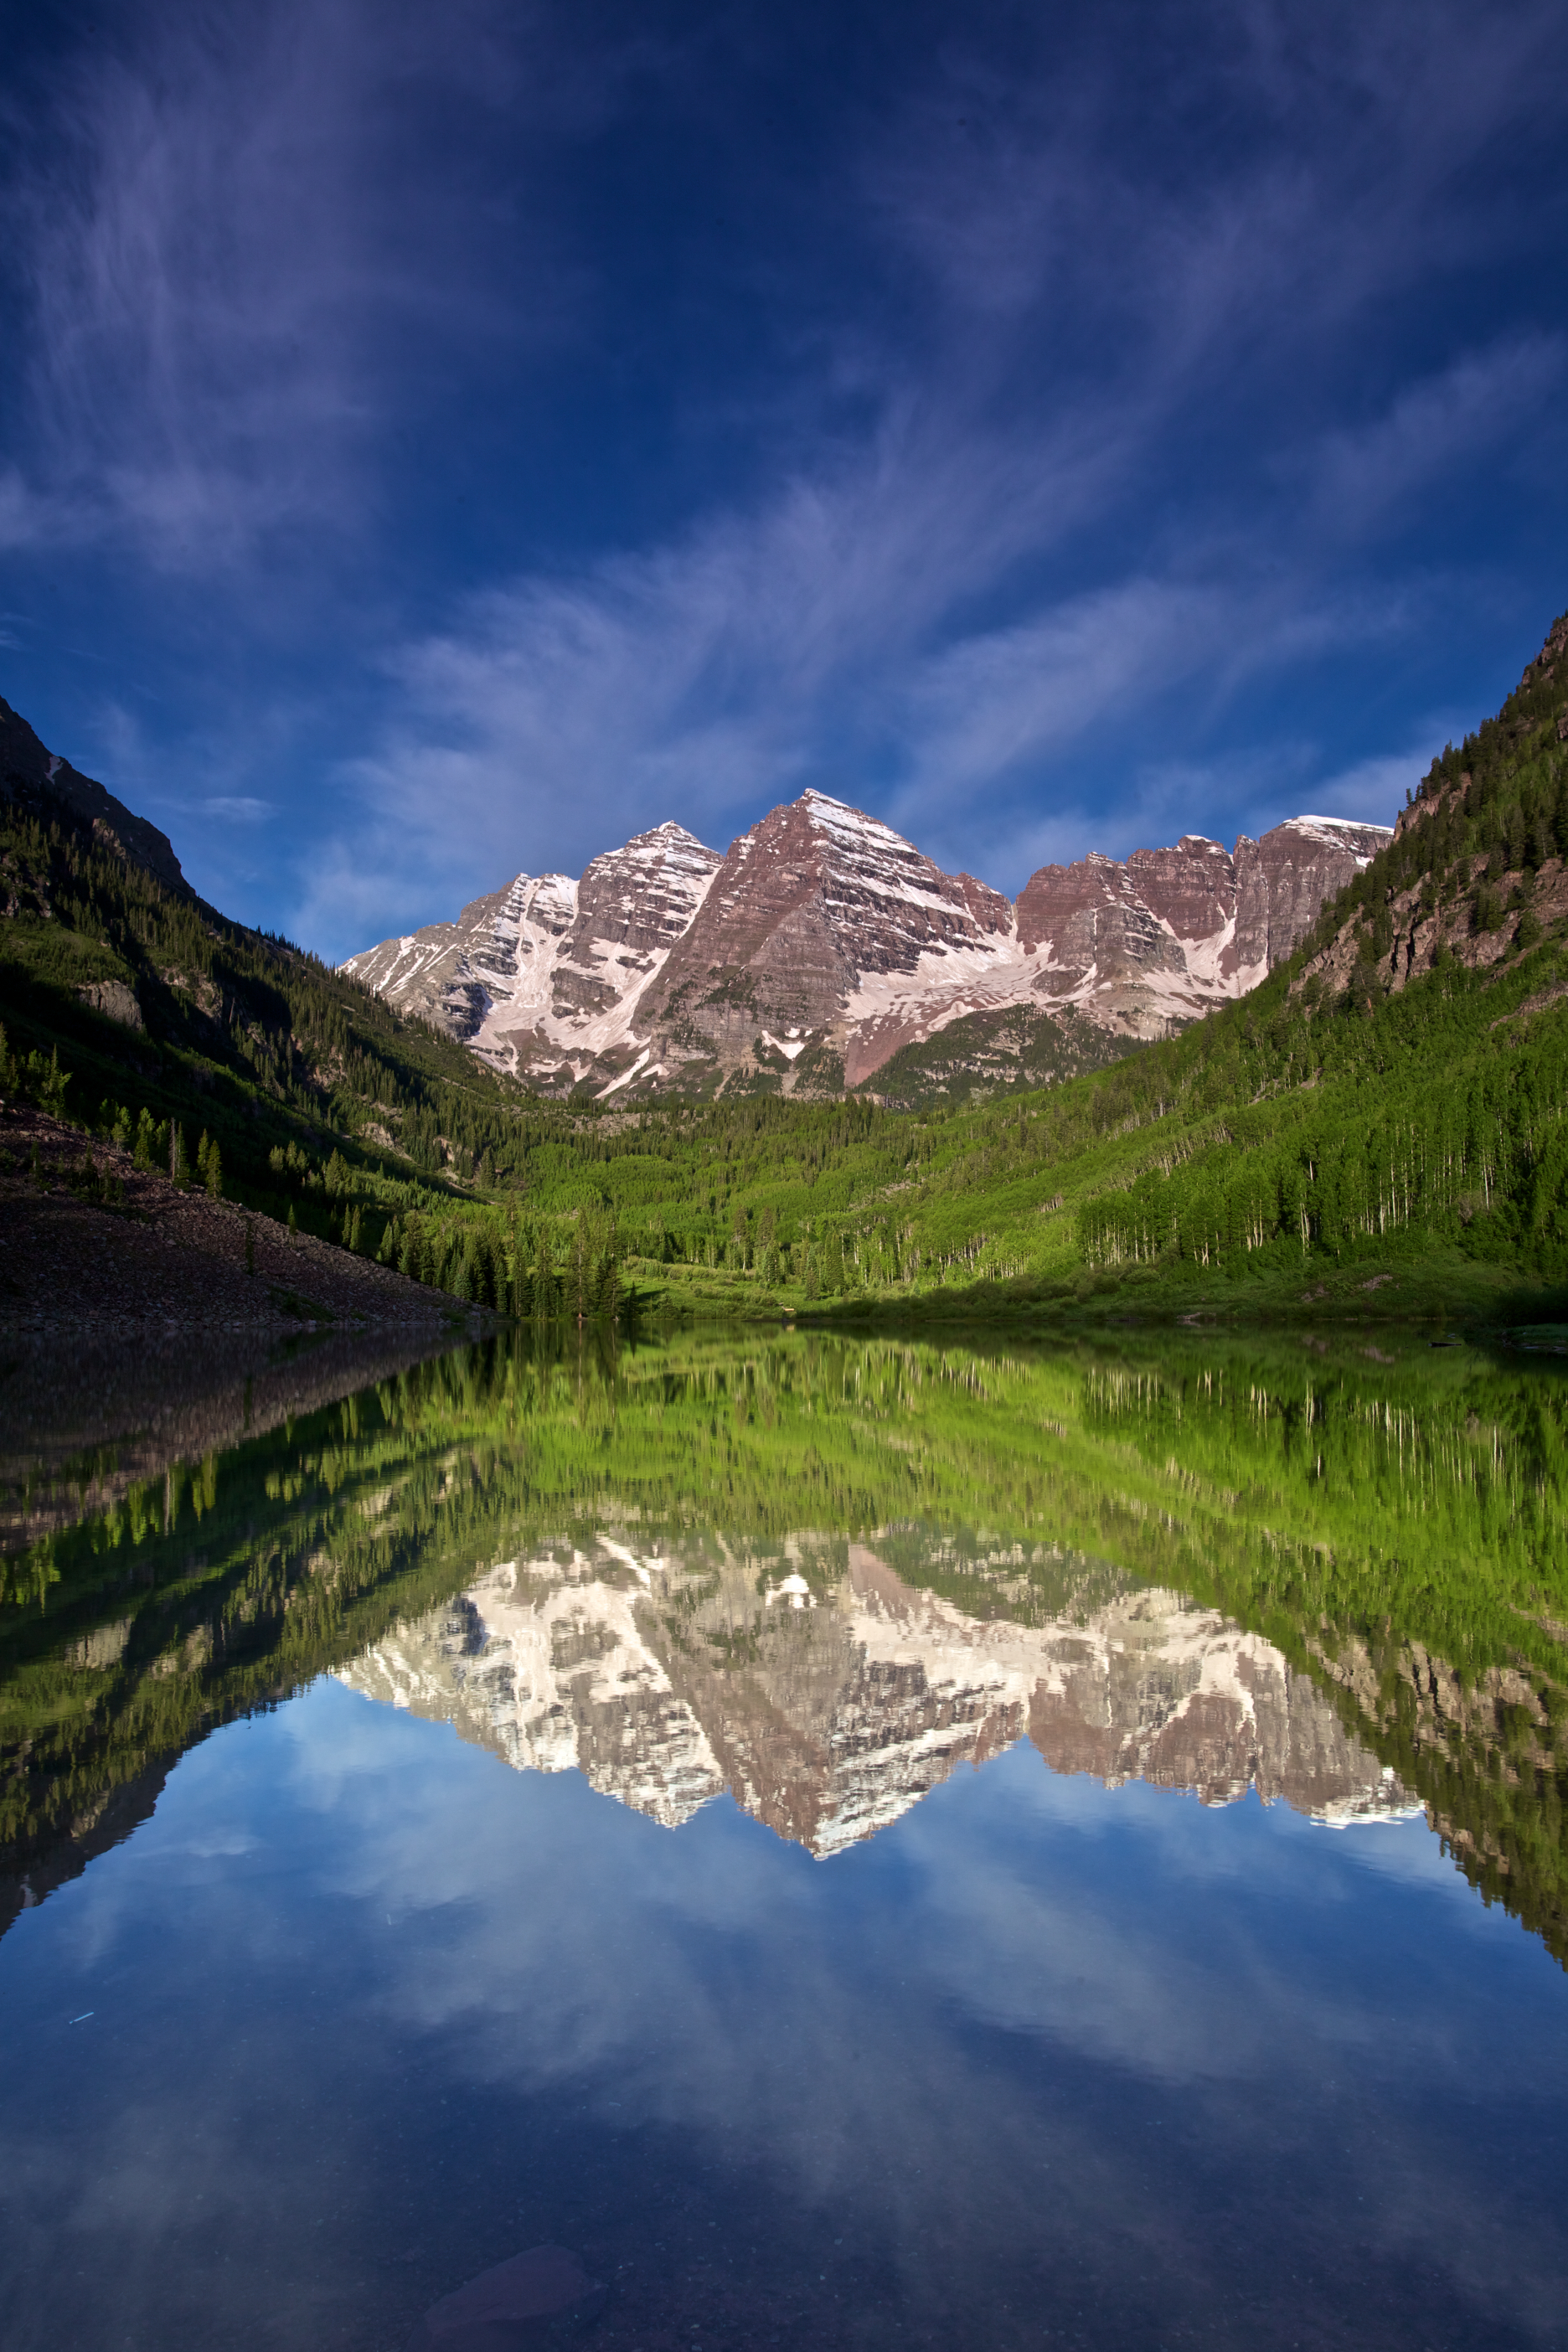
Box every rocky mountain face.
[0,697,187,898]
[336,1531,1415,1854]
[343,794,1389,1100]
[339,822,721,1070]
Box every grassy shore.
[622,1241,1568,1342]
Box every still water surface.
[3,1328,1567,2349]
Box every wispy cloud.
[0,467,77,554]
[307,410,1121,941]
[1305,338,1567,538]
[202,796,275,822]
[5,1,1565,957]
[889,583,1238,838]
[865,4,1565,384]
[1268,740,1442,830]
[307,518,1362,954]
[286,0,1566,955]
[1152,716,1475,851]
[0,0,584,571]
[307,508,1420,954]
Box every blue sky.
[1,0,1564,962]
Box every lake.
[3,1326,1566,2350]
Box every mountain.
[1303,610,1568,1005]
[343,795,1389,1100]
[1,696,187,896]
[9,606,1565,1335]
[337,1531,1413,1853]
[0,695,551,1264]
[680,606,1568,1322]
[342,821,722,1079]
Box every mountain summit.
[1,698,187,897]
[343,793,1390,1097]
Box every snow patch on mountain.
[1285,815,1389,862]
[339,794,1393,1096]
[334,1532,1416,1854]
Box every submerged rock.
[408,2244,606,2349]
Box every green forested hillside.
[5,612,1567,1324]
[0,785,535,1230]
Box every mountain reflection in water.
[4,1323,1565,1949]
[3,1326,1568,2352]
[339,1540,1415,1850]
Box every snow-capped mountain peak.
[341,792,1390,1098]
[335,1532,1416,1854]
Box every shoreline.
[0,1103,489,1336]
[0,1323,475,1552]
[10,1103,1566,1354]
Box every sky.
[1,0,1565,963]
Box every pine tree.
[594,1229,620,1320]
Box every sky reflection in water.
[2,1330,1566,2351]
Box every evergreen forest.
[3,611,1567,1326]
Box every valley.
[3,611,1567,1333]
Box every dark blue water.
[3,1679,1565,2350]
[3,1332,1567,2350]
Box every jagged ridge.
[338,1531,1414,1854]
[343,791,1389,1101]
